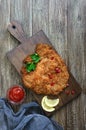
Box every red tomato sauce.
[7,85,25,104]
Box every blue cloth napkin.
[0,98,63,130]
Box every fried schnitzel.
[21,43,69,95]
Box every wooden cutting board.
[7,21,82,116]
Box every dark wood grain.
[7,21,82,117]
[7,21,51,73]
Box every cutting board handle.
[7,21,27,43]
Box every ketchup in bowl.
[7,85,26,104]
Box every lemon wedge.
[41,96,55,112]
[44,96,59,107]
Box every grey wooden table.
[0,0,86,130]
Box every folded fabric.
[0,98,63,130]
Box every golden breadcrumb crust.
[21,43,69,95]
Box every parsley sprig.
[26,53,40,72]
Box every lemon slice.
[41,96,55,112]
[44,96,59,107]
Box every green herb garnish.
[25,53,40,72]
[30,53,40,63]
[26,62,36,72]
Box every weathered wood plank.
[49,0,68,63]
[0,0,10,96]
[32,0,49,35]
[67,0,86,129]
[48,0,68,129]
